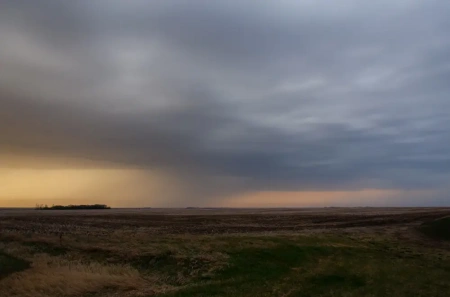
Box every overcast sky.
[1,0,450,207]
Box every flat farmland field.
[1,207,450,297]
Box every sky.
[1,0,450,207]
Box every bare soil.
[1,207,450,236]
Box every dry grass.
[2,208,450,297]
[0,254,145,297]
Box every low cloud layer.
[1,1,450,205]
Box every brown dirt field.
[1,207,450,236]
[2,207,450,297]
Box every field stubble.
[1,207,450,297]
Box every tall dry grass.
[0,254,146,297]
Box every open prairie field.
[1,207,450,297]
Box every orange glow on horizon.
[221,189,435,208]
[0,154,436,208]
[0,168,164,207]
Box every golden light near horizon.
[0,167,167,207]
[0,164,436,208]
[222,189,438,208]
[0,150,440,208]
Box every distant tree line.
[35,204,111,210]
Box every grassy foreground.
[419,216,450,241]
[1,210,450,296]
[161,238,450,297]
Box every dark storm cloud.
[2,0,450,201]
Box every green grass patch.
[158,237,450,297]
[163,244,313,297]
[0,251,30,280]
[419,216,450,241]
[23,241,68,256]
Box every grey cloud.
[1,0,450,205]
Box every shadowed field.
[1,208,450,296]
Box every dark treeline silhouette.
[35,204,111,210]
